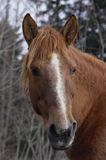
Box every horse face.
[22,14,78,150]
[28,52,77,149]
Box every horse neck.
[70,47,106,128]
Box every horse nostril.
[49,124,58,136]
[70,120,77,137]
[72,121,77,131]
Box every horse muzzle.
[48,121,77,150]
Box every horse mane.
[20,53,29,92]
[71,47,106,74]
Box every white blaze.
[51,53,69,129]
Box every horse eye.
[70,67,76,75]
[31,67,40,76]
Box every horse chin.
[50,137,74,151]
[51,143,72,150]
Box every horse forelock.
[27,26,66,67]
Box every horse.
[20,13,106,160]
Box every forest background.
[0,0,105,160]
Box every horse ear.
[22,13,38,46]
[61,15,78,45]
